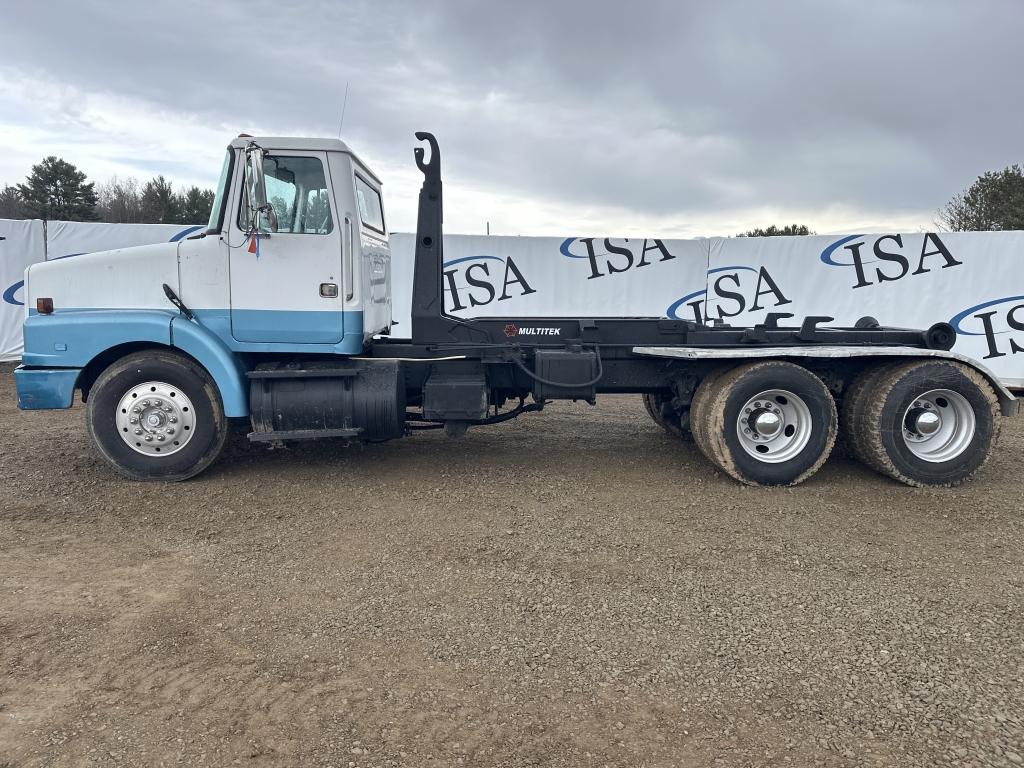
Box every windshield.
[207,150,233,231]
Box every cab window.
[238,155,334,234]
[354,174,385,234]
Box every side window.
[238,155,334,234]
[354,174,385,234]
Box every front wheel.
[86,350,229,481]
[691,361,838,486]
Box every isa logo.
[560,237,677,279]
[950,296,1024,360]
[820,233,962,289]
[2,280,23,306]
[666,265,791,323]
[442,255,536,311]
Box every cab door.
[228,151,344,344]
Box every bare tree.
[96,176,143,223]
[0,185,24,219]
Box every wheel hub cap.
[901,389,975,463]
[750,409,782,438]
[907,408,941,436]
[115,381,196,456]
[735,389,812,463]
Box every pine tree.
[939,165,1024,231]
[176,186,216,224]
[140,176,180,224]
[16,156,99,221]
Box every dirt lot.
[1,362,1022,768]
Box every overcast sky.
[1,1,1021,236]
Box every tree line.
[0,156,215,224]
[1,154,1021,233]
[735,164,1022,236]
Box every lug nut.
[156,435,165,442]
[144,435,153,442]
[169,416,178,424]
[166,427,175,435]
[134,428,143,435]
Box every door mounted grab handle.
[344,217,354,301]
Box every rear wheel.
[850,360,999,487]
[86,350,229,481]
[840,363,895,469]
[691,361,838,486]
[641,392,692,441]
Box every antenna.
[337,82,350,138]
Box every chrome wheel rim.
[901,389,975,463]
[735,389,812,463]
[115,381,196,456]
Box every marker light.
[36,298,53,314]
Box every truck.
[13,132,1019,487]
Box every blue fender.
[22,309,250,417]
[170,316,249,416]
[23,309,175,367]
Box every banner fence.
[4,221,1023,389]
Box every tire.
[641,392,692,441]
[691,361,838,486]
[840,363,897,470]
[85,350,230,481]
[851,360,1000,487]
[689,366,732,460]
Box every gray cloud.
[2,0,1021,230]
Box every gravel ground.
[1,361,1022,768]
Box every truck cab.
[18,136,391,408]
[201,136,392,349]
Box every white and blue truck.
[13,133,1019,486]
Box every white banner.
[705,232,1024,387]
[0,219,45,361]
[45,221,203,261]
[390,231,1024,388]
[5,222,1023,388]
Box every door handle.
[320,283,339,298]
[344,217,354,300]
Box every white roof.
[228,135,381,185]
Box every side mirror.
[243,142,269,232]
